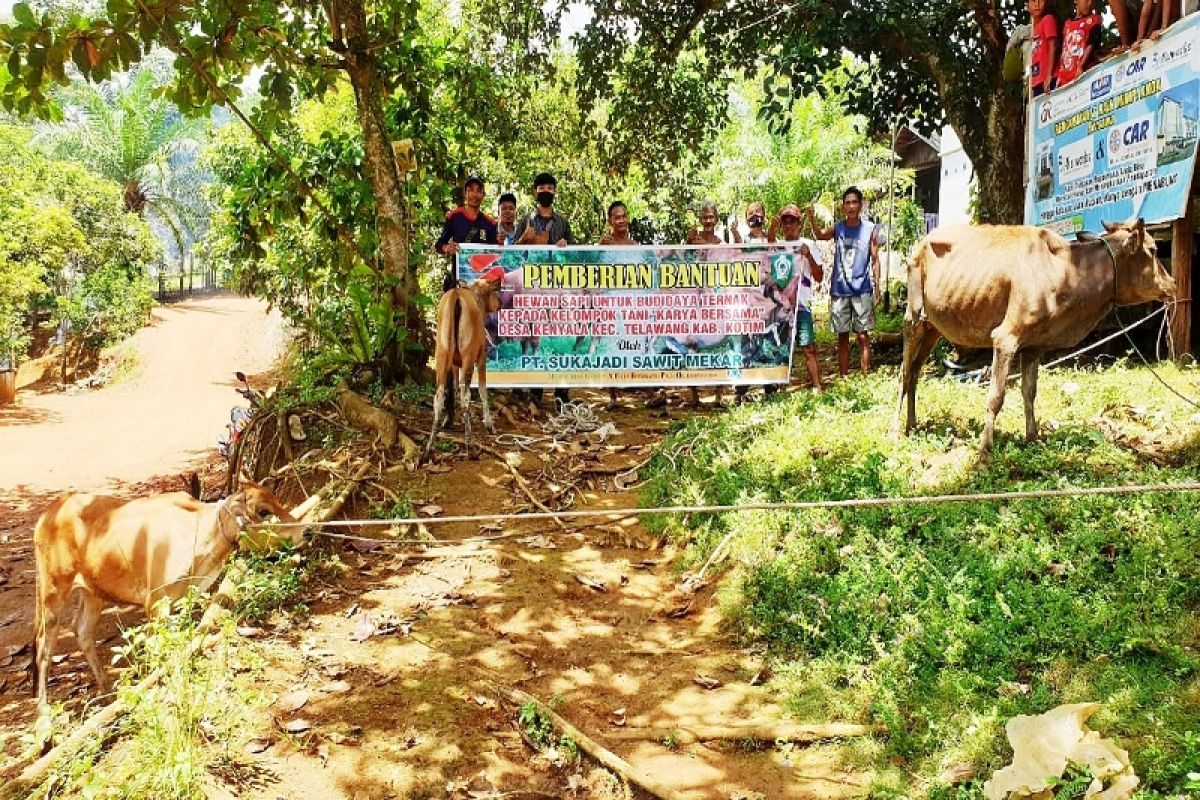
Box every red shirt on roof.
[1030,14,1059,91]
[1057,12,1102,86]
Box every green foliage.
[519,701,555,748]
[517,701,579,762]
[38,68,211,245]
[574,0,1029,222]
[27,540,346,798]
[643,365,1200,796]
[32,592,259,800]
[227,544,309,621]
[0,123,159,363]
[705,76,913,223]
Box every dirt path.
[225,404,869,799]
[0,291,284,499]
[0,339,874,796]
[0,292,283,762]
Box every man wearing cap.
[513,171,573,407]
[435,174,500,292]
[767,204,823,394]
[434,174,500,420]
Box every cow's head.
[1102,219,1175,305]
[470,278,502,314]
[226,480,300,546]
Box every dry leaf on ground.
[276,688,311,713]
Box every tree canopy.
[0,124,159,365]
[574,0,1040,224]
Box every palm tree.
[36,68,211,266]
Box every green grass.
[641,362,1200,797]
[30,594,265,800]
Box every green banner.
[458,243,817,388]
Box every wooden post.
[1171,194,1194,360]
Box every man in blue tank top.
[808,187,881,377]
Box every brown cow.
[33,481,295,703]
[895,220,1175,453]
[424,279,501,462]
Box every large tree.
[0,0,518,377]
[574,0,1034,224]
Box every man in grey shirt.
[513,171,573,246]
[513,171,573,407]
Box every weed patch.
[30,594,263,800]
[643,364,1200,797]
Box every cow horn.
[1101,220,1118,233]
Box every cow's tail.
[30,516,45,696]
[452,292,463,356]
[445,292,463,394]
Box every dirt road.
[0,292,284,499]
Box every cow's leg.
[74,590,108,694]
[894,321,940,436]
[982,333,1019,454]
[459,366,475,458]
[1020,350,1042,442]
[423,375,446,463]
[478,355,494,435]
[33,581,68,705]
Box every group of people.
[1024,0,1193,97]
[434,172,882,410]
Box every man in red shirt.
[1056,0,1102,86]
[1028,0,1059,96]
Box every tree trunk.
[947,82,1027,225]
[329,0,431,381]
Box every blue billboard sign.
[1026,14,1200,236]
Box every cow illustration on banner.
[456,243,814,388]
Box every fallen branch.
[477,445,568,531]
[311,459,372,525]
[490,684,688,800]
[601,722,882,745]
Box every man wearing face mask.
[514,172,573,247]
[743,201,769,244]
[513,172,573,407]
